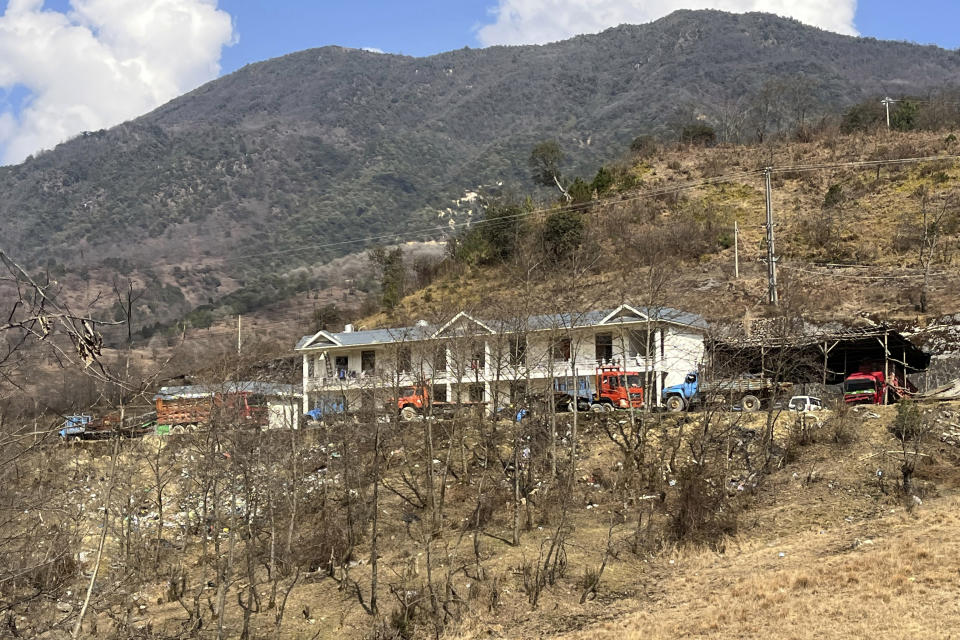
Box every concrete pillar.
[654,329,663,407]
[483,340,491,379]
[302,353,309,414]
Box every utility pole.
[881,96,897,130]
[733,219,740,279]
[763,168,778,306]
[237,315,242,354]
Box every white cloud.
[0,0,234,165]
[476,0,857,47]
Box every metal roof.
[296,304,707,351]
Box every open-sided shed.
[707,326,930,386]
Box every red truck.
[843,370,914,405]
[586,365,645,412]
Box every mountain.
[2,9,959,327]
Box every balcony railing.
[307,357,661,391]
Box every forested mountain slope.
[2,8,959,315]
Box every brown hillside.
[383,129,960,333]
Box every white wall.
[267,399,301,429]
[661,329,705,388]
[300,323,706,408]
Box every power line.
[778,264,952,280]
[770,154,960,174]
[188,153,960,265]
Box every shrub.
[630,135,658,158]
[841,100,883,133]
[669,465,737,546]
[541,210,585,260]
[567,177,593,203]
[680,123,717,147]
[822,183,844,208]
[590,166,615,195]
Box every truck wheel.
[603,403,615,413]
[590,403,605,414]
[665,396,685,412]
[172,425,186,434]
[400,406,418,422]
[741,395,761,412]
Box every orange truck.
[583,365,645,412]
[395,385,485,421]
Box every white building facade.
[295,304,707,415]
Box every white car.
[787,396,825,412]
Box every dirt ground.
[8,401,960,639]
[450,405,960,639]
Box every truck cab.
[662,372,699,412]
[397,385,428,420]
[842,372,884,405]
[592,365,644,412]
[59,414,92,440]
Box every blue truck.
[58,412,156,440]
[59,415,94,440]
[661,371,791,412]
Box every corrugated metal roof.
[296,304,706,351]
[155,381,301,400]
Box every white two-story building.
[295,303,707,415]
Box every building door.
[361,350,376,375]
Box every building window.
[433,346,447,374]
[550,337,571,362]
[334,355,349,379]
[595,333,613,363]
[468,383,485,403]
[510,335,527,365]
[361,350,376,374]
[397,347,412,373]
[470,345,485,371]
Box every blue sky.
[214,1,959,71]
[0,0,958,165]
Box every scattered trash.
[778,552,786,558]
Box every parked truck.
[553,365,645,413]
[662,371,791,412]
[843,370,914,405]
[58,411,155,441]
[59,415,95,441]
[584,365,645,412]
[396,385,486,421]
